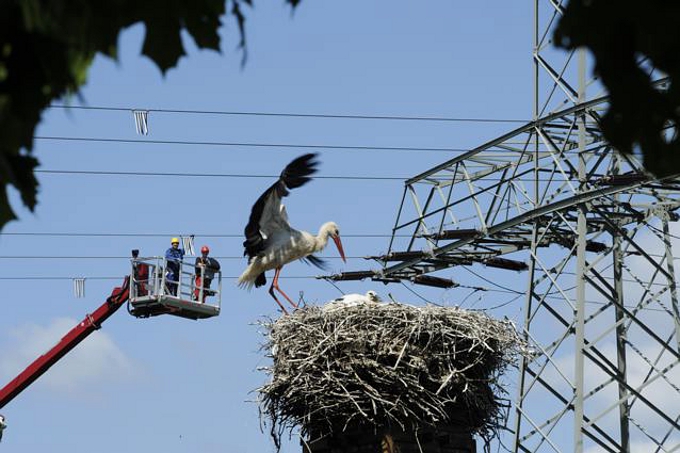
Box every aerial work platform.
[128,257,221,320]
[0,257,222,441]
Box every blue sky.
[0,2,540,452]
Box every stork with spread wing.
[238,153,346,313]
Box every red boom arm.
[0,277,130,409]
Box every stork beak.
[332,235,347,263]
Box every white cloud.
[0,317,137,395]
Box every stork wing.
[243,153,319,259]
[260,203,289,238]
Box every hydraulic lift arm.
[0,277,130,410]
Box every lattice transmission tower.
[330,2,680,452]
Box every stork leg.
[268,269,290,314]
[267,286,289,315]
[268,267,299,312]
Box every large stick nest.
[257,301,529,446]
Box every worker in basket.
[165,237,185,296]
[131,249,149,296]
[194,245,220,302]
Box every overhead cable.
[35,169,405,180]
[0,232,399,238]
[0,275,673,312]
[0,255,363,260]
[49,104,528,124]
[35,169,589,182]
[34,135,469,153]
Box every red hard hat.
[201,245,210,254]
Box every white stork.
[238,153,346,313]
[332,290,382,304]
[323,290,382,312]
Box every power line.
[0,274,673,313]
[399,281,436,305]
[49,104,528,124]
[34,168,595,182]
[460,266,525,295]
[0,232,400,238]
[35,169,405,181]
[0,276,121,280]
[11,259,675,284]
[0,275,324,281]
[33,136,467,153]
[0,255,362,260]
[5,255,679,288]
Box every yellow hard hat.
[171,237,180,244]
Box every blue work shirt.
[165,246,185,276]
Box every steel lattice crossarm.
[328,91,680,287]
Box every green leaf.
[142,14,186,74]
[555,0,680,177]
[183,1,225,51]
[0,150,40,230]
[140,1,225,74]
[0,184,18,229]
[7,153,40,210]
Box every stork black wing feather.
[243,153,319,259]
[301,254,329,270]
[278,153,319,190]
